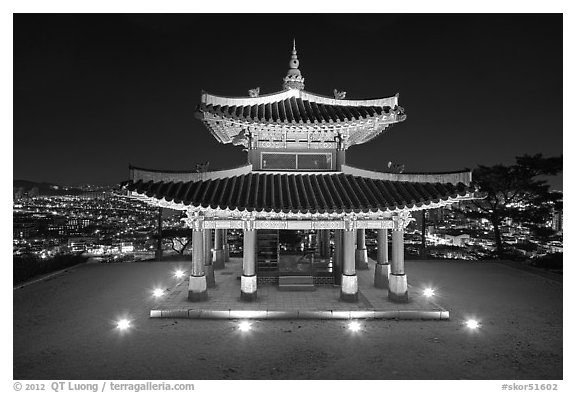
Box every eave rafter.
[199,111,406,149]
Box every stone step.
[279,275,314,285]
[278,275,316,291]
[277,283,317,291]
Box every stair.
[278,275,316,291]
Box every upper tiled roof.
[196,89,404,125]
[199,96,392,124]
[122,172,473,214]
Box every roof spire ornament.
[283,39,305,90]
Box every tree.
[157,228,192,255]
[420,210,427,259]
[462,154,562,259]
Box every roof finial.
[283,39,305,90]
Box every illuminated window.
[261,152,332,170]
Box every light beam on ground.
[238,321,252,332]
[117,319,131,330]
[348,320,362,332]
[423,288,435,297]
[466,319,480,329]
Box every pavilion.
[122,42,478,303]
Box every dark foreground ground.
[13,260,562,380]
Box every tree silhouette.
[462,154,562,259]
[155,228,192,255]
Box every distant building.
[119,242,134,253]
[551,210,563,232]
[68,237,97,253]
[13,222,39,239]
[444,233,470,247]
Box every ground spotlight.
[238,321,252,332]
[152,288,164,298]
[117,319,131,330]
[423,288,435,297]
[465,319,480,330]
[174,269,185,278]
[348,320,362,332]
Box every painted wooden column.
[374,228,390,288]
[213,229,225,269]
[204,229,215,288]
[318,230,325,257]
[223,229,230,262]
[333,229,343,285]
[186,214,207,301]
[155,207,163,260]
[340,220,358,302]
[389,215,409,303]
[355,228,369,270]
[322,230,331,258]
[241,220,257,301]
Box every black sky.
[13,14,563,189]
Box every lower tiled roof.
[122,173,473,214]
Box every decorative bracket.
[343,215,357,231]
[392,211,413,230]
[241,214,256,231]
[182,210,204,231]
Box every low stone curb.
[150,309,449,320]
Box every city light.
[423,288,435,297]
[116,319,131,330]
[466,319,480,330]
[238,321,252,332]
[348,320,362,332]
[174,269,185,278]
[152,288,164,298]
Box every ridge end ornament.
[333,89,347,99]
[248,87,260,98]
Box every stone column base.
[240,275,257,302]
[388,273,408,303]
[204,265,215,288]
[374,263,390,289]
[188,275,208,301]
[213,249,225,269]
[355,249,369,270]
[340,273,358,302]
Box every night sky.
[13,14,563,189]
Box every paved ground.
[13,260,562,380]
[153,257,445,315]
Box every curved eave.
[196,103,405,147]
[129,164,253,182]
[197,109,404,127]
[121,172,478,216]
[200,89,399,108]
[125,188,478,218]
[341,165,473,186]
